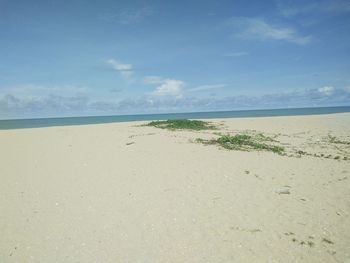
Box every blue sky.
[0,0,350,119]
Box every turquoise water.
[0,106,349,130]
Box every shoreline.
[1,105,349,130]
[0,111,349,133]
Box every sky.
[0,0,350,119]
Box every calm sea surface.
[1,106,349,130]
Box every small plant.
[256,133,276,142]
[297,150,307,155]
[322,238,334,244]
[197,133,285,154]
[145,119,216,130]
[195,138,216,145]
[328,135,350,145]
[217,134,284,154]
[307,241,315,247]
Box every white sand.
[1,113,350,262]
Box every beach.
[1,113,350,262]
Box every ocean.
[0,106,349,130]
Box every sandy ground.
[1,113,350,263]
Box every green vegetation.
[255,132,276,142]
[145,119,216,130]
[297,150,307,155]
[322,238,334,244]
[328,135,350,145]
[197,133,285,154]
[307,241,315,247]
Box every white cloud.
[1,86,350,119]
[229,17,312,45]
[152,79,184,97]
[144,76,184,97]
[188,84,227,92]
[0,93,89,113]
[0,84,91,119]
[107,59,133,78]
[318,86,335,96]
[145,78,225,97]
[143,76,185,97]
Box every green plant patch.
[328,135,350,145]
[145,119,216,130]
[197,133,285,154]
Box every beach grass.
[145,119,216,130]
[197,133,285,154]
[328,135,350,145]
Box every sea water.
[0,106,349,130]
